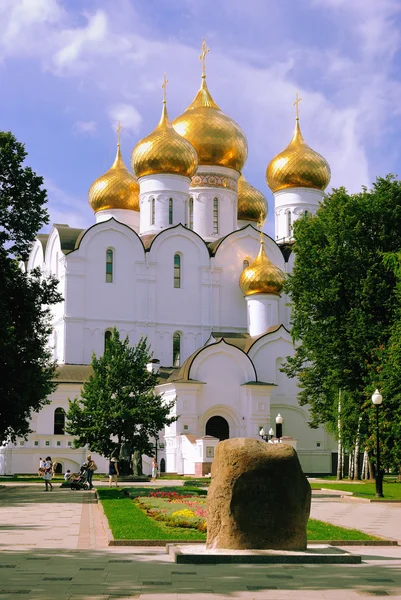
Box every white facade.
[1,90,336,476]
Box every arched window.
[213,197,219,234]
[304,210,309,217]
[287,211,292,237]
[54,408,65,435]
[151,197,155,225]
[169,198,173,225]
[243,259,249,269]
[173,332,181,367]
[106,248,113,283]
[189,197,194,230]
[104,330,112,351]
[174,254,181,288]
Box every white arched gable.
[247,326,296,391]
[189,340,256,384]
[72,218,145,260]
[28,239,45,272]
[44,226,62,275]
[213,225,286,271]
[147,224,210,266]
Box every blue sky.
[1,0,400,238]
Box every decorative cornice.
[190,173,237,191]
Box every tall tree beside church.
[0,131,61,441]
[66,329,176,472]
[283,176,401,455]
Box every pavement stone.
[0,484,401,599]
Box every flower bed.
[135,490,207,532]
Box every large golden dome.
[238,175,268,223]
[131,97,198,179]
[266,119,331,193]
[172,75,248,173]
[239,240,285,296]
[89,144,139,213]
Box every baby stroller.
[70,464,89,490]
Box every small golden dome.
[238,175,268,222]
[172,75,248,172]
[239,240,285,296]
[266,119,331,193]
[131,99,198,179]
[89,144,139,213]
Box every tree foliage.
[0,131,61,442]
[66,329,176,466]
[283,176,401,454]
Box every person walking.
[38,458,44,477]
[108,457,119,487]
[151,458,158,481]
[43,456,53,491]
[86,454,97,490]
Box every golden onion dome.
[88,143,139,213]
[239,239,285,297]
[238,175,268,223]
[172,75,248,172]
[131,95,198,179]
[266,118,331,193]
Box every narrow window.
[189,197,194,230]
[106,248,113,283]
[173,332,181,367]
[213,197,219,234]
[169,198,173,225]
[54,408,65,435]
[287,211,292,237]
[287,210,292,237]
[104,330,112,351]
[304,210,309,217]
[174,254,181,288]
[243,259,249,269]
[151,197,155,225]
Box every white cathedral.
[0,45,337,477]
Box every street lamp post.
[372,389,384,498]
[259,427,275,442]
[276,414,283,440]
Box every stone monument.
[206,438,311,550]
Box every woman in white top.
[43,456,53,492]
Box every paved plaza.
[0,484,401,599]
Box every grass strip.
[310,481,401,500]
[98,488,380,542]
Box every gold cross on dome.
[162,73,168,102]
[293,91,303,120]
[116,120,122,145]
[199,38,210,76]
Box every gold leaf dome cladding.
[172,76,248,173]
[131,101,198,179]
[266,120,331,193]
[89,145,139,213]
[239,241,285,297]
[238,175,268,222]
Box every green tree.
[66,329,176,471]
[284,176,401,457]
[0,132,61,442]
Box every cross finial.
[293,91,303,120]
[199,38,210,77]
[116,120,122,146]
[258,213,266,242]
[162,73,168,103]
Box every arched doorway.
[206,416,229,441]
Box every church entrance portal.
[206,416,229,441]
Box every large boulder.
[206,438,311,550]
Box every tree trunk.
[336,389,343,480]
[353,416,362,480]
[348,452,354,480]
[361,450,367,480]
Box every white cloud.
[108,104,142,135]
[44,178,92,229]
[73,121,98,135]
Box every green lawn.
[98,487,380,542]
[311,481,401,500]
